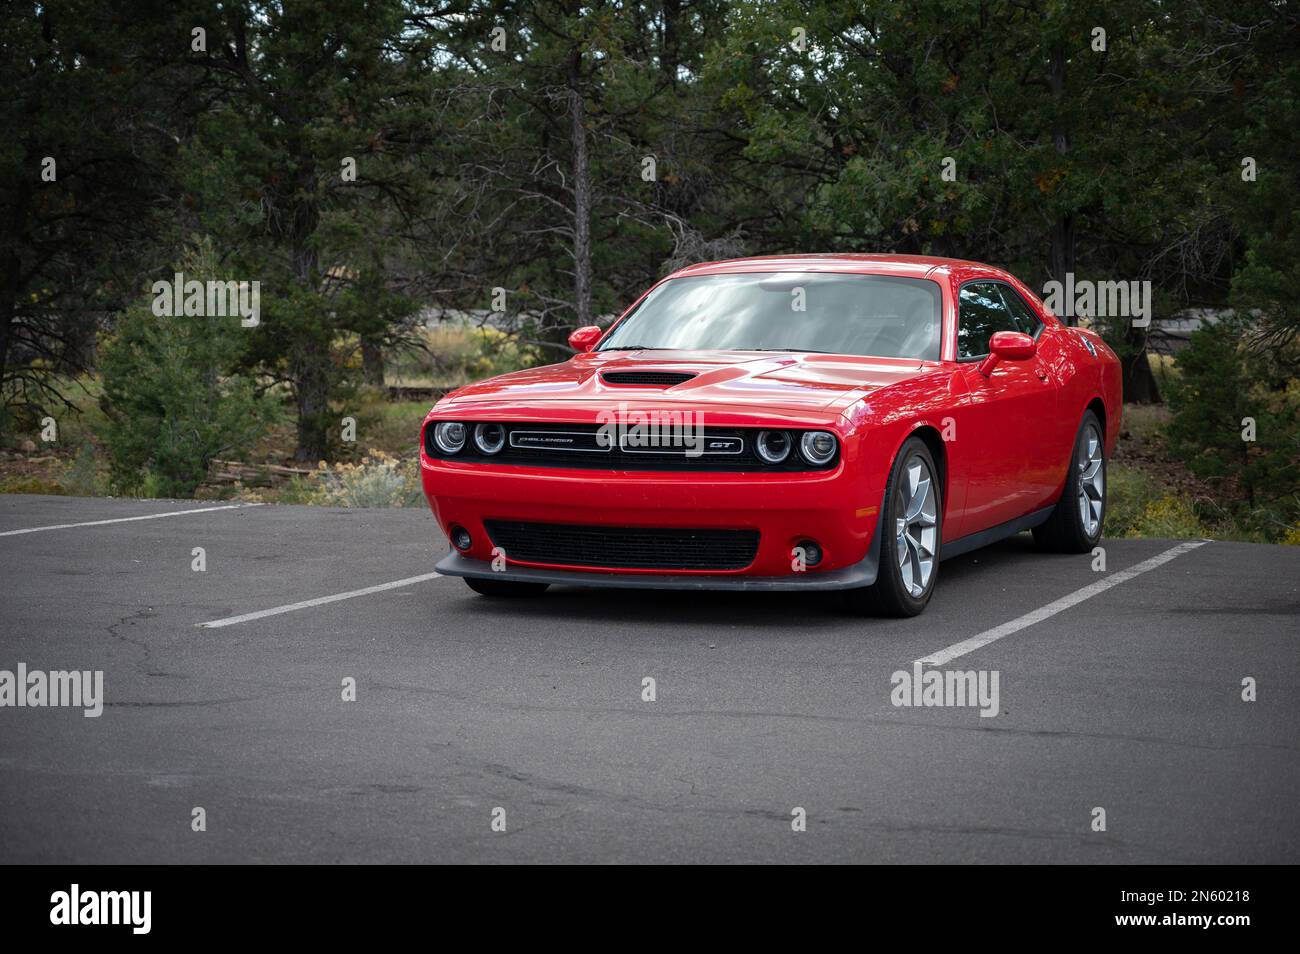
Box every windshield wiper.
[747,348,832,354]
[598,345,664,351]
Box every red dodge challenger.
[421,254,1121,616]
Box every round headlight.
[434,421,467,454]
[756,430,791,463]
[799,430,838,465]
[474,422,506,455]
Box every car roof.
[666,253,1005,281]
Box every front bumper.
[423,450,886,582]
[435,529,881,590]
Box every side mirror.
[568,325,603,353]
[978,331,1036,377]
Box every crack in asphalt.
[414,742,1195,857]
[103,607,168,677]
[369,682,1299,754]
[102,696,275,708]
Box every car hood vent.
[601,370,696,386]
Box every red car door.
[954,280,1060,535]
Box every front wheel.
[463,576,550,598]
[844,437,942,617]
[1033,410,1106,553]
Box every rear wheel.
[844,437,941,617]
[1033,410,1106,552]
[463,576,550,598]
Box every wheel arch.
[1085,395,1106,435]
[1083,393,1120,457]
[905,422,949,516]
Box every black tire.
[1033,410,1106,553]
[844,437,942,617]
[463,576,550,598]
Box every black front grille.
[425,422,837,471]
[484,520,760,571]
[601,371,696,386]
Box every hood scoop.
[600,370,696,387]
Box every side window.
[957,282,1016,358]
[997,285,1044,337]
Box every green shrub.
[388,323,544,390]
[342,397,428,459]
[1131,495,1207,539]
[97,246,274,498]
[0,476,67,495]
[1166,323,1255,488]
[311,451,423,508]
[57,443,106,497]
[1104,465,1209,539]
[1104,464,1159,537]
[1165,321,1300,539]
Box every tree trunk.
[289,164,329,462]
[0,267,16,415]
[0,182,31,412]
[569,59,593,329]
[1047,43,1078,325]
[292,337,331,463]
[1120,328,1162,403]
[361,338,384,387]
[662,0,680,86]
[1241,440,1254,508]
[1050,214,1075,311]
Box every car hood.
[438,350,937,414]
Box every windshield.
[599,271,942,360]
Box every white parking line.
[198,573,442,628]
[0,503,264,537]
[914,540,1210,667]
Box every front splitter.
[435,532,880,593]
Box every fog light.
[450,525,472,552]
[799,430,838,465]
[795,539,823,567]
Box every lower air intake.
[483,521,759,571]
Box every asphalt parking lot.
[1,493,1297,863]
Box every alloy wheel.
[1076,423,1104,538]
[894,455,938,598]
